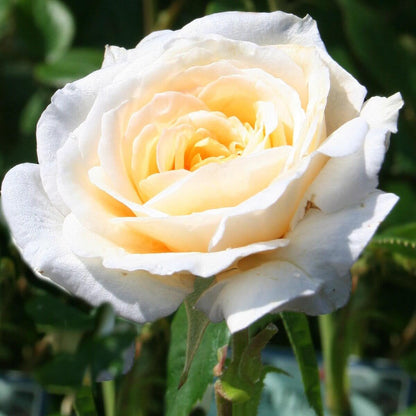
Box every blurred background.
[0,0,416,415]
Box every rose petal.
[196,261,319,333]
[167,44,308,106]
[321,54,367,134]
[145,146,292,215]
[63,214,168,256]
[36,66,121,214]
[88,166,165,218]
[1,164,191,322]
[98,101,141,202]
[102,45,128,67]
[278,191,398,306]
[139,170,190,201]
[208,152,327,251]
[197,190,398,332]
[113,207,228,253]
[57,138,149,251]
[290,95,402,220]
[179,12,325,49]
[317,117,368,157]
[361,92,403,133]
[103,238,289,277]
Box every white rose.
[1,11,403,333]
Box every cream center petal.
[198,75,261,126]
[112,207,228,253]
[188,137,231,170]
[125,92,208,142]
[131,125,160,195]
[139,169,190,201]
[88,166,167,218]
[198,70,306,161]
[156,124,195,172]
[145,146,292,216]
[98,100,141,203]
[178,111,247,149]
[127,93,209,193]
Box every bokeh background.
[1,1,416,415]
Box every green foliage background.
[0,0,416,415]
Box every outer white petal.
[179,12,325,49]
[36,64,126,215]
[131,12,322,70]
[361,92,403,133]
[197,191,398,333]
[102,45,128,67]
[196,261,320,333]
[317,117,368,157]
[322,54,367,134]
[1,164,192,322]
[291,94,403,220]
[103,239,290,278]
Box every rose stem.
[102,379,116,416]
[215,328,251,416]
[215,384,233,416]
[319,311,352,416]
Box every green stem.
[231,328,249,363]
[215,381,233,416]
[215,328,251,416]
[102,379,116,416]
[319,312,351,416]
[231,328,251,416]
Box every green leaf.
[35,48,103,87]
[379,222,416,241]
[25,292,94,331]
[35,328,136,389]
[370,223,416,273]
[240,323,278,382]
[32,0,75,62]
[179,277,214,387]
[0,0,12,38]
[281,312,323,416]
[74,385,98,416]
[35,352,88,389]
[391,405,416,416]
[337,0,416,102]
[217,324,278,414]
[86,331,136,381]
[166,304,229,416]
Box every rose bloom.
[2,12,403,333]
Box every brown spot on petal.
[305,195,320,215]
